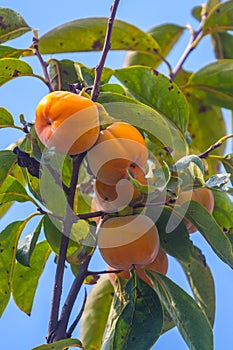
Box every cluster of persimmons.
[35,90,214,287]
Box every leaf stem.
[91,0,121,101]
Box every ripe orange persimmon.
[35,91,99,155]
[176,187,214,233]
[87,122,148,185]
[108,248,168,287]
[98,214,159,270]
[94,163,148,211]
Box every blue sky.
[0,1,232,349]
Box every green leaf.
[186,94,226,175]
[177,200,233,268]
[211,31,233,59]
[124,23,185,68]
[203,1,233,35]
[0,45,30,59]
[0,8,31,43]
[32,338,83,350]
[100,96,188,162]
[70,220,89,243]
[212,190,233,234]
[102,285,125,350]
[115,66,189,134]
[0,58,33,86]
[112,274,163,350]
[16,219,43,267]
[81,276,114,350]
[43,215,79,255]
[0,217,37,316]
[0,107,14,127]
[0,175,36,205]
[38,18,160,55]
[48,59,114,91]
[184,60,233,110]
[148,272,213,350]
[100,83,126,95]
[221,153,233,185]
[12,240,51,315]
[147,207,193,263]
[180,246,215,326]
[0,150,17,184]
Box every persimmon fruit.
[108,248,168,287]
[94,163,148,211]
[176,187,214,233]
[98,214,159,270]
[87,122,148,185]
[35,91,99,155]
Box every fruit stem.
[91,0,121,101]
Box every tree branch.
[199,134,233,159]
[91,0,121,101]
[170,9,208,81]
[66,289,88,338]
[32,34,54,92]
[47,153,86,343]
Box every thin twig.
[32,35,54,92]
[170,9,208,81]
[66,289,88,338]
[91,0,121,101]
[47,153,86,343]
[199,134,233,159]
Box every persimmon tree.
[0,1,233,349]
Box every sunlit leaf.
[148,272,213,350]
[32,338,82,350]
[177,200,233,268]
[43,215,79,255]
[81,276,114,350]
[180,246,215,326]
[0,58,33,86]
[0,45,31,58]
[12,240,51,315]
[37,18,160,55]
[0,175,35,205]
[203,1,233,35]
[184,60,233,110]
[124,23,185,68]
[0,150,17,184]
[0,107,14,128]
[16,219,43,267]
[0,215,38,316]
[212,191,233,236]
[112,274,163,350]
[115,66,188,134]
[0,8,31,43]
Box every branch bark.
[91,0,121,102]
